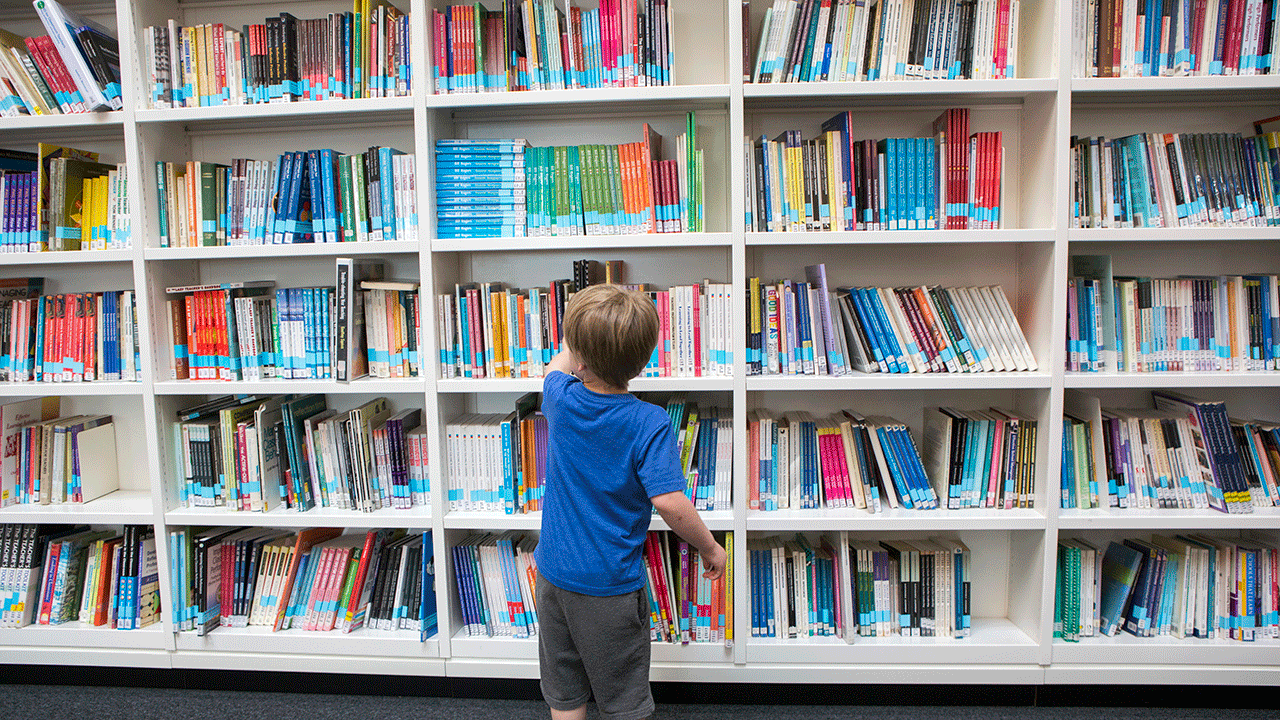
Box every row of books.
[1,144,129,253]
[0,397,118,508]
[432,0,674,93]
[1065,390,1266,512]
[453,532,539,637]
[747,269,1036,376]
[750,0,1020,84]
[1070,132,1279,229]
[175,394,429,514]
[169,527,436,640]
[1057,535,1278,642]
[748,533,972,641]
[643,531,733,645]
[1,157,129,253]
[1074,0,1280,78]
[746,110,1003,233]
[446,394,545,513]
[1062,390,1277,513]
[0,1,122,115]
[438,272,732,380]
[145,4,410,109]
[922,406,1039,509]
[0,524,156,630]
[156,146,418,248]
[0,283,140,385]
[434,117,703,239]
[1068,256,1280,373]
[665,399,732,512]
[166,279,420,383]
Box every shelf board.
[0,111,124,135]
[748,506,1046,531]
[135,96,414,128]
[1071,75,1280,102]
[0,249,134,265]
[1052,633,1280,665]
[1057,506,1280,530]
[448,628,733,663]
[744,617,1039,665]
[0,490,154,525]
[429,84,731,110]
[1069,227,1280,243]
[437,376,734,393]
[153,378,427,395]
[0,621,166,650]
[145,241,419,261]
[1064,372,1280,389]
[432,232,732,252]
[744,78,1058,105]
[746,229,1054,246]
[746,372,1052,391]
[166,504,433,529]
[0,382,144,397]
[174,624,439,658]
[441,509,734,531]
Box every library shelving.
[0,0,1275,688]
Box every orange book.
[640,124,661,232]
[92,537,123,626]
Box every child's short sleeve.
[637,421,689,499]
[541,370,573,419]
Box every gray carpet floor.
[3,685,1278,720]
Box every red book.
[466,287,484,378]
[37,540,61,624]
[1225,0,1245,73]
[995,0,1011,78]
[570,7,585,89]
[339,530,380,630]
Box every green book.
[351,153,369,240]
[473,3,486,91]
[48,157,114,251]
[334,551,361,626]
[198,161,229,246]
[553,145,567,233]
[605,144,622,233]
[568,145,583,234]
[339,154,356,241]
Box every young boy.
[536,283,726,720]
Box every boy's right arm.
[651,491,727,580]
[546,348,576,377]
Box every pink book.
[691,284,702,376]
[987,416,1006,508]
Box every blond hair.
[563,284,658,388]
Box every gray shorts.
[537,573,653,720]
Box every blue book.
[1099,540,1146,637]
[874,425,914,509]
[863,288,906,373]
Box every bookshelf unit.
[0,0,1275,687]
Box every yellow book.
[80,177,93,248]
[93,175,106,249]
[724,531,733,647]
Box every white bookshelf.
[0,0,1275,687]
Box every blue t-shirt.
[535,370,687,596]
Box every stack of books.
[747,109,1004,233]
[1070,131,1279,229]
[169,527,436,639]
[0,278,140,384]
[643,531,733,645]
[748,533,972,641]
[0,1,122,115]
[175,395,429,514]
[434,139,529,239]
[143,4,411,109]
[1068,256,1280,374]
[1,144,130,253]
[749,0,1021,83]
[0,524,157,630]
[453,532,539,637]
[747,266,1036,376]
[0,397,119,507]
[1056,536,1278,642]
[432,0,674,93]
[156,146,417,248]
[1062,390,1277,513]
[1074,0,1280,78]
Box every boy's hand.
[701,544,728,581]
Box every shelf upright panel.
[729,0,748,663]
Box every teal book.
[1098,541,1145,636]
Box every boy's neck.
[580,376,629,395]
